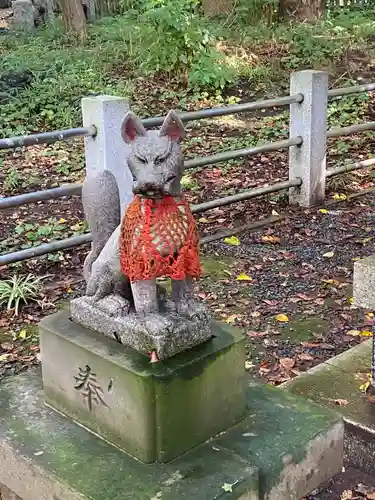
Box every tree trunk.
[279,0,325,22]
[59,0,87,40]
[201,0,233,17]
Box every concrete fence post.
[81,95,133,217]
[288,70,328,207]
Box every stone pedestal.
[39,310,247,463]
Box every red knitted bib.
[119,195,201,283]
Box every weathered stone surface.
[353,254,375,309]
[0,485,22,500]
[284,340,375,474]
[39,310,246,463]
[0,368,342,500]
[70,294,212,359]
[215,381,344,500]
[12,0,35,31]
[0,370,258,500]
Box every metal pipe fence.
[0,126,96,150]
[1,70,375,266]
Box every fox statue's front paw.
[86,294,131,317]
[175,297,209,320]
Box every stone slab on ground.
[39,311,247,463]
[283,340,375,475]
[0,369,343,500]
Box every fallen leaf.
[340,490,353,500]
[221,482,238,493]
[262,299,279,306]
[226,314,239,324]
[319,208,328,214]
[361,237,372,244]
[0,342,13,351]
[236,273,252,282]
[244,360,254,370]
[300,341,335,350]
[366,492,375,500]
[224,236,240,246]
[366,312,374,319]
[58,218,67,223]
[198,217,210,223]
[334,399,349,406]
[275,313,289,322]
[322,278,340,285]
[360,381,371,393]
[279,357,295,372]
[347,329,372,337]
[367,395,375,403]
[262,235,281,244]
[355,482,373,495]
[323,251,335,258]
[360,330,372,337]
[247,331,269,338]
[333,193,347,201]
[18,329,27,340]
[0,354,10,362]
[271,209,279,216]
[298,353,314,361]
[347,330,361,336]
[295,293,311,300]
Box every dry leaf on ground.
[275,313,289,322]
[279,357,295,372]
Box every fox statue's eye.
[154,157,163,165]
[135,155,147,164]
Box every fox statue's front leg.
[131,280,159,315]
[171,278,207,319]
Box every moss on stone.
[201,256,236,280]
[278,315,330,343]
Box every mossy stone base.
[283,339,375,475]
[39,310,247,463]
[0,370,343,500]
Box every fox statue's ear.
[121,112,147,144]
[159,110,185,142]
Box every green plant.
[14,217,67,243]
[0,274,48,315]
[3,168,23,193]
[130,0,235,89]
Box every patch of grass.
[0,217,89,262]
[0,274,48,316]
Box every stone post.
[12,0,36,31]
[81,95,133,217]
[353,254,375,389]
[288,70,328,207]
[82,0,95,21]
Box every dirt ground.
[0,7,12,28]
[306,467,375,500]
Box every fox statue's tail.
[82,169,121,281]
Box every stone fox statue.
[81,110,202,319]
